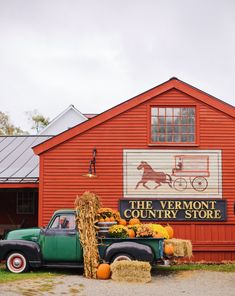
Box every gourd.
[119,219,127,226]
[96,263,111,280]
[128,229,136,238]
[129,218,140,225]
[164,244,174,256]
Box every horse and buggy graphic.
[135,155,210,192]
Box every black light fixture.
[83,148,97,178]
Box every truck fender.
[0,240,42,268]
[103,241,154,263]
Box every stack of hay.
[165,238,192,258]
[110,261,151,283]
[75,191,100,279]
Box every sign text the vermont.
[119,200,226,221]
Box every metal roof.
[0,136,51,183]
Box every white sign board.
[123,150,222,198]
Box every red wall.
[39,89,235,262]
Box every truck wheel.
[111,253,133,263]
[6,252,29,273]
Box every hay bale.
[110,261,151,283]
[165,238,192,258]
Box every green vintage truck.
[0,209,164,273]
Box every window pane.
[188,108,195,116]
[166,108,173,116]
[174,117,181,125]
[188,125,195,133]
[174,108,180,116]
[181,117,187,124]
[181,108,188,116]
[159,108,165,116]
[188,117,195,124]
[174,134,181,142]
[188,134,195,142]
[151,134,158,142]
[51,216,60,228]
[151,126,158,135]
[182,134,187,142]
[166,117,173,124]
[166,134,173,142]
[166,125,172,133]
[181,125,188,133]
[174,125,180,133]
[151,117,158,125]
[159,116,165,124]
[159,125,165,133]
[159,134,165,142]
[151,108,158,116]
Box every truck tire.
[111,253,133,263]
[6,252,29,273]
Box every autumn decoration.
[75,191,100,279]
[96,263,111,280]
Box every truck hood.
[5,228,41,242]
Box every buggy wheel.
[173,178,187,191]
[192,177,208,192]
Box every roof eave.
[33,78,235,155]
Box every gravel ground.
[0,270,234,296]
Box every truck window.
[50,214,76,230]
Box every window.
[50,214,76,230]
[151,107,196,144]
[17,191,35,214]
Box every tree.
[27,110,50,133]
[0,111,26,135]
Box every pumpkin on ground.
[165,224,174,239]
[119,219,127,226]
[96,263,111,280]
[129,218,140,225]
[128,229,136,238]
[164,244,174,256]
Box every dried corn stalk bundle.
[110,261,151,283]
[165,238,193,258]
[75,191,101,279]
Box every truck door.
[42,213,82,262]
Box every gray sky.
[1,0,235,132]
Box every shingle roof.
[0,136,51,183]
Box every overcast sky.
[0,0,235,132]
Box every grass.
[0,264,60,284]
[155,263,235,273]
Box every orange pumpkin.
[119,219,127,226]
[165,224,174,239]
[129,218,140,225]
[128,229,136,238]
[99,218,105,222]
[153,232,164,238]
[96,263,111,280]
[109,216,115,222]
[104,217,111,222]
[164,244,174,256]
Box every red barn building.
[34,78,235,262]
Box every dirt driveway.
[1,270,234,296]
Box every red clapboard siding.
[38,87,235,262]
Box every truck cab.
[1,209,83,273]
